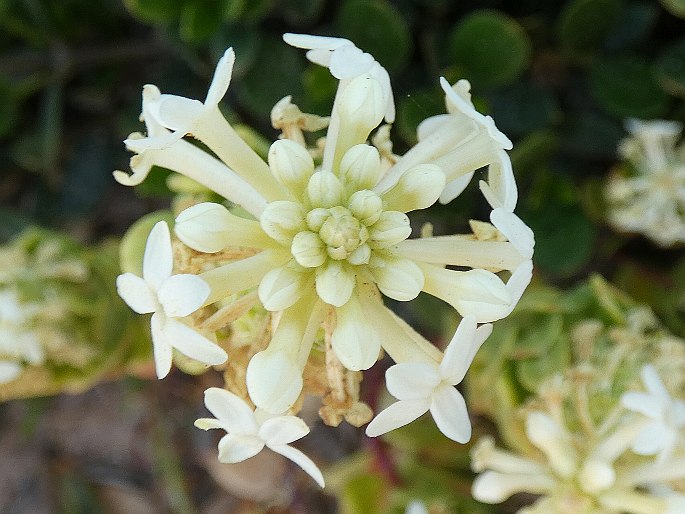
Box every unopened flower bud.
[339,144,382,191]
[307,171,344,208]
[368,211,411,249]
[291,231,327,268]
[348,190,383,225]
[260,201,305,245]
[382,164,445,212]
[268,139,315,195]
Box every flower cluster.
[606,119,685,247]
[115,34,533,486]
[0,228,130,400]
[470,304,685,514]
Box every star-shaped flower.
[195,387,324,487]
[116,221,228,378]
[620,364,685,463]
[365,315,492,442]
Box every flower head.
[195,387,324,487]
[116,33,533,469]
[606,119,685,247]
[366,316,492,442]
[116,221,228,378]
[621,364,685,463]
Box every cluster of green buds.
[114,33,534,486]
[468,277,685,513]
[0,228,145,401]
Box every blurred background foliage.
[1,0,685,512]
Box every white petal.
[116,273,158,314]
[156,94,204,132]
[246,349,303,415]
[205,47,235,108]
[157,274,210,317]
[143,221,173,290]
[416,114,450,142]
[258,416,309,446]
[329,44,374,79]
[268,444,325,488]
[203,387,259,434]
[365,399,429,437]
[480,149,517,211]
[258,264,309,311]
[369,255,424,302]
[151,312,173,379]
[331,294,381,371]
[217,434,264,463]
[490,208,534,259]
[421,265,511,321]
[162,318,228,365]
[194,417,226,431]
[282,33,350,51]
[438,171,474,204]
[621,391,662,419]
[472,471,554,504]
[315,261,355,307]
[0,361,22,383]
[429,384,472,443]
[641,364,671,403]
[631,423,671,456]
[385,362,440,400]
[440,317,492,385]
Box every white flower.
[621,364,685,463]
[283,33,394,123]
[118,35,533,440]
[365,316,492,442]
[606,119,685,247]
[116,221,228,378]
[405,500,429,514]
[195,387,324,487]
[0,289,43,383]
[376,78,513,207]
[472,406,685,513]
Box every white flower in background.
[195,387,324,487]
[405,500,429,514]
[606,119,685,247]
[116,221,228,378]
[0,289,43,383]
[472,398,685,513]
[117,33,533,449]
[621,364,685,463]
[366,316,491,443]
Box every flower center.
[318,206,368,260]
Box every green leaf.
[60,130,111,217]
[236,37,304,118]
[557,0,621,54]
[591,55,669,118]
[490,81,559,137]
[654,37,685,98]
[603,1,658,51]
[119,210,175,274]
[123,0,183,24]
[179,0,224,43]
[396,88,443,145]
[560,112,623,160]
[447,10,531,90]
[525,203,597,278]
[336,0,412,73]
[660,0,685,17]
[340,474,386,514]
[302,64,338,115]
[280,0,326,25]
